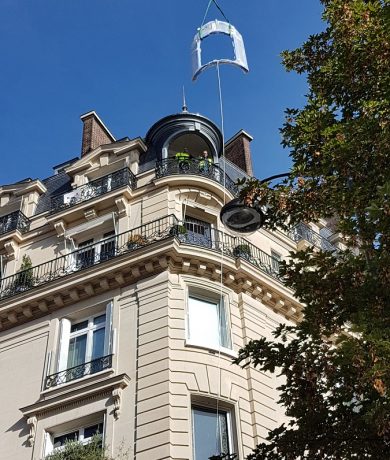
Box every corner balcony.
[50,167,137,214]
[288,223,337,252]
[0,211,30,236]
[0,215,282,301]
[155,158,239,196]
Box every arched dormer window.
[163,132,216,162]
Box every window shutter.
[104,301,113,355]
[57,318,71,372]
[44,432,54,457]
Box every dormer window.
[166,133,214,161]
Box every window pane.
[192,407,229,459]
[92,327,105,360]
[71,320,88,333]
[188,297,219,349]
[94,314,106,326]
[67,334,87,368]
[84,422,104,439]
[219,301,231,349]
[53,430,79,447]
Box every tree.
[235,1,390,458]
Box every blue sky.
[0,1,324,185]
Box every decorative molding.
[115,196,129,217]
[53,220,66,237]
[84,208,97,221]
[4,239,18,260]
[26,416,37,446]
[112,387,122,419]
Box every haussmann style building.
[0,110,342,460]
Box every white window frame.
[191,404,236,460]
[56,302,114,375]
[186,289,233,355]
[44,417,105,457]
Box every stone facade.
[0,110,336,460]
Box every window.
[187,294,231,351]
[192,406,235,460]
[76,232,116,269]
[184,217,212,248]
[56,302,113,382]
[45,419,104,456]
[271,249,282,273]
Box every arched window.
[165,133,215,161]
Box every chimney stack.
[225,130,254,176]
[80,111,116,156]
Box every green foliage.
[45,436,129,460]
[236,1,390,458]
[14,254,34,290]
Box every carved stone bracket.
[4,239,18,260]
[84,208,97,221]
[115,196,129,217]
[112,388,122,419]
[53,220,66,238]
[27,416,37,446]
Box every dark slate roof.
[34,171,72,215]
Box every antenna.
[182,86,188,113]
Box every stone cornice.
[0,238,303,332]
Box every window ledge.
[185,341,237,359]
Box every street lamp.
[220,173,290,233]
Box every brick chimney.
[225,130,254,176]
[80,111,116,156]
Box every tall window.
[184,217,212,248]
[187,294,231,351]
[192,406,234,460]
[56,302,113,380]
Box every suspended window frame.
[192,20,249,81]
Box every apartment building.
[0,110,339,460]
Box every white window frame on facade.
[186,287,233,354]
[56,301,114,378]
[191,403,236,460]
[44,416,105,457]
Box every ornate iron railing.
[45,354,112,389]
[0,211,30,236]
[155,158,239,196]
[0,215,283,300]
[50,167,137,214]
[288,222,337,252]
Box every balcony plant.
[127,234,146,250]
[233,243,251,259]
[169,224,188,238]
[12,255,35,293]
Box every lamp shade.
[220,198,265,233]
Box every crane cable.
[200,0,230,29]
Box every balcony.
[50,167,137,214]
[45,354,112,389]
[0,215,283,301]
[155,158,239,196]
[0,211,30,236]
[288,222,337,252]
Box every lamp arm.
[259,172,290,185]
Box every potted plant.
[13,255,35,293]
[233,243,251,259]
[169,224,188,238]
[127,234,146,250]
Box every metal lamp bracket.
[192,20,249,81]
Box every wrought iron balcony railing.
[155,158,239,196]
[50,167,137,214]
[0,215,283,301]
[44,354,112,389]
[288,222,337,252]
[0,211,30,236]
